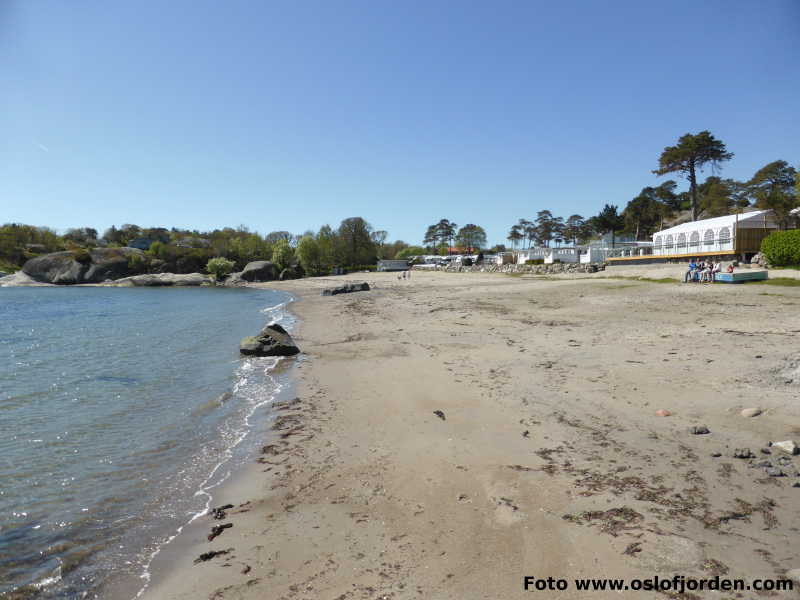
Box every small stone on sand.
[655,409,671,417]
[689,425,710,435]
[771,440,798,455]
[740,407,762,418]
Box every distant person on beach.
[684,259,697,283]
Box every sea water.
[0,286,293,598]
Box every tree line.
[0,217,413,275]
[507,131,798,248]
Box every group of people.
[684,259,733,283]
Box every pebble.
[689,425,710,435]
[771,440,798,455]
[655,409,671,417]
[710,452,722,457]
[766,467,784,477]
[760,447,771,454]
[733,448,754,459]
[740,407,762,418]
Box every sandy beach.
[139,267,800,599]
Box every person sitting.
[684,259,697,283]
[726,263,735,273]
[711,261,722,282]
[702,262,713,282]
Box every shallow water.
[0,286,292,598]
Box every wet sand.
[140,267,800,599]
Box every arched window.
[703,230,715,246]
[654,236,662,248]
[718,227,731,243]
[676,233,687,248]
[665,235,674,248]
[689,231,700,248]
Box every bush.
[525,259,544,265]
[206,257,236,281]
[72,248,92,264]
[761,230,800,267]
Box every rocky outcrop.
[104,272,212,287]
[22,248,148,284]
[239,323,300,357]
[321,282,370,296]
[0,271,53,287]
[239,261,279,282]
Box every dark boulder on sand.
[240,323,300,357]
[22,248,148,284]
[321,282,370,296]
[239,261,279,282]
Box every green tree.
[653,131,734,221]
[337,217,376,266]
[206,257,235,282]
[697,176,738,217]
[747,160,797,229]
[296,235,324,276]
[535,210,558,247]
[271,238,295,271]
[507,224,523,250]
[623,188,668,240]
[455,224,487,252]
[594,204,625,248]
[563,215,586,245]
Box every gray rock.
[733,448,754,459]
[240,261,279,282]
[689,425,710,435]
[22,248,147,284]
[710,452,722,457]
[766,467,785,477]
[760,447,772,454]
[239,323,299,357]
[321,282,371,296]
[106,273,211,287]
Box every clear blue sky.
[1,0,798,247]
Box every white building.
[652,210,777,257]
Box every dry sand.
[139,266,800,599]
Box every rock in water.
[740,407,762,417]
[240,261,279,282]
[240,323,300,357]
[321,282,370,296]
[771,440,799,455]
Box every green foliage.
[126,252,148,273]
[525,259,544,265]
[271,239,295,271]
[455,224,487,252]
[653,131,733,221]
[295,235,324,276]
[206,256,236,280]
[72,248,92,264]
[747,160,797,229]
[396,245,426,259]
[760,230,800,267]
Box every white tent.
[652,210,776,256]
